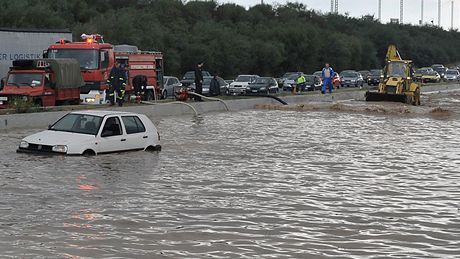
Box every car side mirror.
[48,124,52,129]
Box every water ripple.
[0,110,459,258]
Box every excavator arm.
[385,44,402,62]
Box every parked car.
[313,71,324,85]
[340,71,364,87]
[282,73,301,91]
[431,65,446,79]
[17,111,161,155]
[358,70,370,81]
[190,76,229,96]
[332,72,341,88]
[445,69,460,81]
[414,67,434,81]
[180,70,211,87]
[279,72,302,86]
[304,75,322,91]
[421,70,441,83]
[229,75,259,95]
[161,76,182,99]
[245,77,279,95]
[367,69,383,85]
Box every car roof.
[70,110,141,117]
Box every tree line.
[1,0,460,78]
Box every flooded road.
[1,109,460,258]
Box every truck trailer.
[0,28,72,80]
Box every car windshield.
[183,72,194,80]
[446,70,458,74]
[341,72,356,77]
[370,70,382,75]
[282,72,297,78]
[48,49,99,70]
[7,73,42,86]
[305,76,315,82]
[203,78,212,85]
[288,74,300,80]
[254,78,270,84]
[387,62,407,77]
[235,75,254,82]
[51,113,103,135]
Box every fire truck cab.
[46,34,114,104]
[114,45,163,101]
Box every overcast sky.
[222,0,459,30]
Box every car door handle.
[121,138,126,142]
[143,136,148,139]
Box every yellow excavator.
[365,45,421,105]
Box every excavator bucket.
[365,91,408,104]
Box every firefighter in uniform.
[107,62,127,106]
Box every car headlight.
[260,87,266,90]
[52,145,68,153]
[19,141,29,149]
[246,86,251,90]
[85,97,96,103]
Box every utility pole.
[331,0,334,13]
[420,0,424,25]
[451,0,454,30]
[335,0,339,13]
[400,0,404,24]
[438,0,441,27]
[378,0,382,21]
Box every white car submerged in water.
[17,110,161,155]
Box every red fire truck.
[46,34,114,104]
[114,45,163,101]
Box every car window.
[122,116,146,134]
[51,114,102,135]
[101,117,122,137]
[218,78,226,85]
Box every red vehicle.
[46,34,115,104]
[114,45,163,101]
[0,59,83,108]
[332,72,341,88]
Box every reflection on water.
[1,110,460,258]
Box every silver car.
[229,75,259,95]
[162,76,182,99]
[444,69,460,81]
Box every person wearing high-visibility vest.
[107,62,127,106]
[296,72,306,92]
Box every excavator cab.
[365,45,421,105]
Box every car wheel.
[162,90,167,100]
[82,149,96,156]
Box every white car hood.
[23,130,95,146]
[230,82,250,86]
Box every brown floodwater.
[0,107,459,258]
